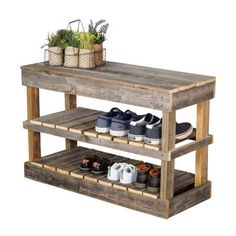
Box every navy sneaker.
[95,107,123,133]
[128,114,160,141]
[144,121,193,145]
[110,110,139,137]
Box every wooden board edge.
[168,181,211,217]
[30,120,42,125]
[43,123,55,128]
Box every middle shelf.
[23,107,213,161]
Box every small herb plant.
[88,19,109,44]
[41,29,68,48]
[64,31,80,48]
[78,32,96,49]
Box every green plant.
[41,30,67,48]
[78,32,96,49]
[88,19,109,44]
[64,31,80,48]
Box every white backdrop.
[0,0,235,235]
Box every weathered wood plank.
[144,144,160,151]
[195,100,210,187]
[43,108,99,128]
[128,140,144,148]
[174,173,195,196]
[169,181,211,217]
[83,128,98,137]
[65,93,77,149]
[27,86,41,161]
[113,137,129,144]
[69,120,96,134]
[33,107,85,123]
[97,62,216,86]
[171,82,215,110]
[56,113,100,130]
[32,147,85,167]
[22,62,215,93]
[171,135,213,159]
[160,111,176,199]
[97,133,113,141]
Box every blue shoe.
[110,110,140,137]
[128,114,160,141]
[144,121,193,145]
[95,107,123,133]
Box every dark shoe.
[95,107,123,133]
[79,155,98,172]
[91,157,113,176]
[147,167,161,193]
[176,122,193,141]
[144,121,193,145]
[144,119,163,145]
[128,114,160,141]
[110,110,139,137]
[135,163,152,188]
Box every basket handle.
[67,19,85,33]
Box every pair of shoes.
[129,116,193,145]
[79,155,113,176]
[107,162,137,184]
[95,108,193,143]
[135,163,161,193]
[95,107,141,137]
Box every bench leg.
[160,111,176,200]
[65,93,77,149]
[195,100,209,186]
[27,87,41,161]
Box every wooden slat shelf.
[22,61,215,218]
[23,107,213,161]
[25,147,207,218]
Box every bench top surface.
[21,61,215,94]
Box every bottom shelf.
[24,147,211,218]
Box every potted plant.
[63,31,80,67]
[89,20,109,66]
[78,32,96,68]
[42,30,65,66]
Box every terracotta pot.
[48,47,63,66]
[94,44,104,66]
[79,48,95,69]
[64,47,79,67]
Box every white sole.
[95,126,110,133]
[144,137,161,145]
[176,126,193,140]
[128,133,144,141]
[110,129,129,137]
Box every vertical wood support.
[27,86,41,161]
[195,100,209,186]
[65,93,77,149]
[160,111,176,200]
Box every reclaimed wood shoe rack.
[22,61,215,218]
